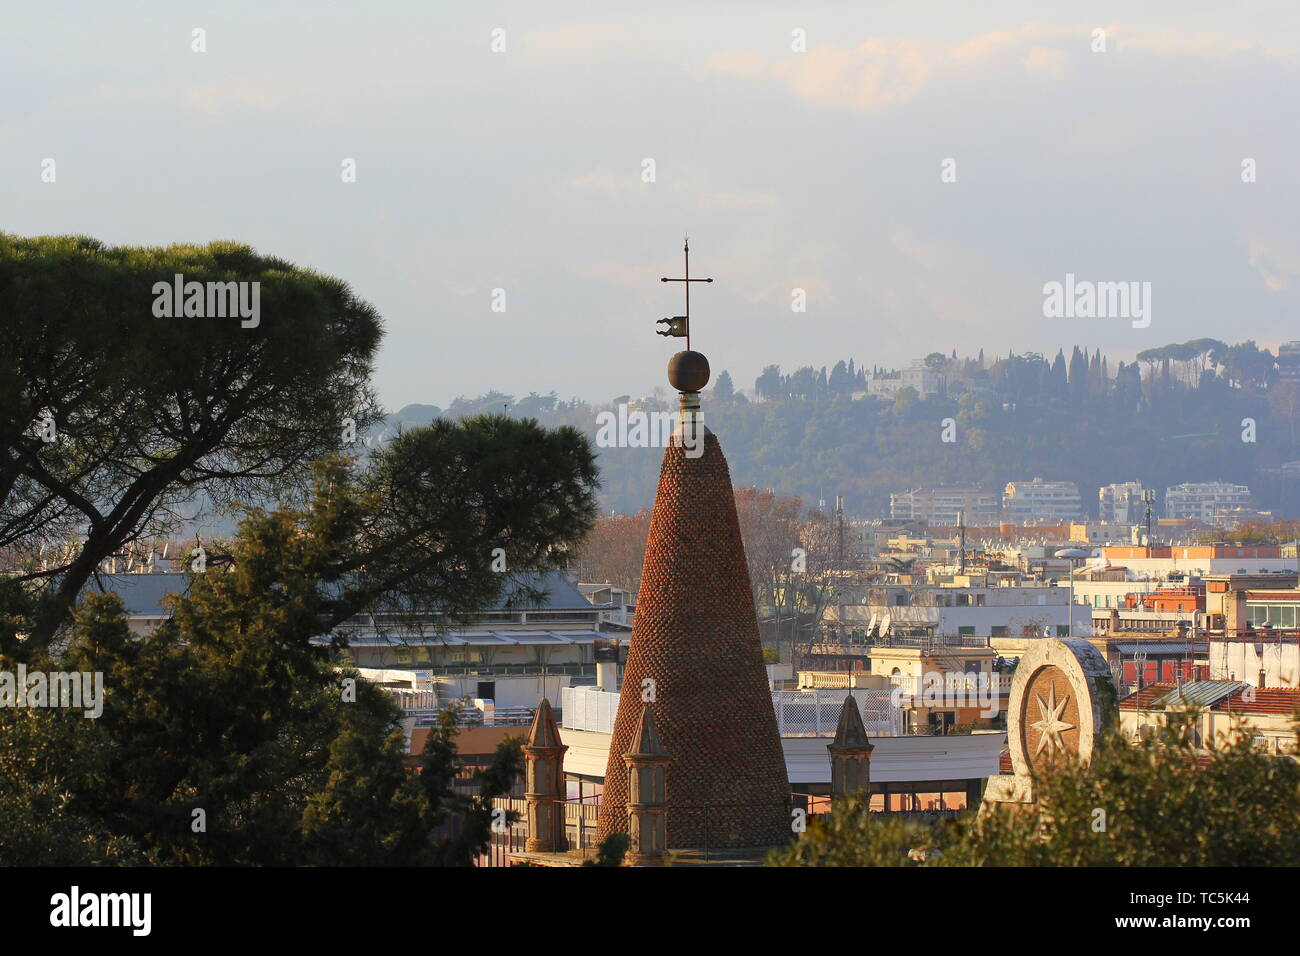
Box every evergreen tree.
[1068,346,1088,397]
[0,416,597,865]
[755,365,785,401]
[1049,350,1067,393]
[829,360,851,395]
[0,236,388,653]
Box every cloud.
[950,25,1078,62]
[568,168,648,201]
[695,190,779,211]
[1247,237,1300,293]
[185,81,285,114]
[522,23,656,61]
[1115,29,1266,57]
[707,23,1289,113]
[710,38,934,113]
[1023,46,1070,77]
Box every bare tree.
[735,489,846,669]
[571,510,652,594]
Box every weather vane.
[657,237,712,351]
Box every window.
[958,626,975,636]
[1055,625,1070,636]
[992,625,1008,637]
[476,681,496,700]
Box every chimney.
[828,695,874,799]
[523,698,568,853]
[1224,588,1249,638]
[622,706,669,866]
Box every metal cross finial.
[658,237,712,351]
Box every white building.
[1279,340,1300,383]
[1098,481,1146,524]
[821,583,1090,652]
[889,486,1000,526]
[1164,482,1251,522]
[576,582,635,628]
[1002,478,1082,523]
[858,360,943,401]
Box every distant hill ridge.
[383,341,1300,518]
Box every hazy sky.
[4,2,1298,410]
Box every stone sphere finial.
[668,350,710,393]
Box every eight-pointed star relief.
[1031,685,1076,757]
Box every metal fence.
[562,685,620,732]
[481,796,602,867]
[563,685,904,737]
[772,688,903,737]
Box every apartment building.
[1002,478,1083,523]
[1279,340,1300,382]
[1098,481,1146,524]
[889,486,1000,526]
[1164,482,1252,521]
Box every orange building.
[1103,545,1281,560]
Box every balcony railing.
[870,634,991,650]
[410,663,596,677]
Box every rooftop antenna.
[836,495,845,565]
[958,509,967,574]
[1143,489,1157,553]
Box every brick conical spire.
[597,404,790,848]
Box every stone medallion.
[1006,638,1115,781]
[1020,664,1081,773]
